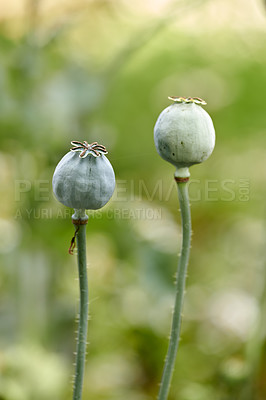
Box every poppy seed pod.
[52,141,115,210]
[154,97,215,177]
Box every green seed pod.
[154,97,215,177]
[52,141,115,210]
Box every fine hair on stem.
[158,180,191,400]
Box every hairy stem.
[72,222,89,400]
[158,181,191,400]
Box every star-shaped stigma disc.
[70,141,108,158]
[168,96,207,105]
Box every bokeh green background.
[1,0,266,399]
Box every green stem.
[72,221,89,400]
[158,181,191,400]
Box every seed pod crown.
[52,141,115,210]
[154,97,215,175]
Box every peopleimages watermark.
[14,177,250,220]
[14,178,250,203]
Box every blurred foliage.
[1,0,266,399]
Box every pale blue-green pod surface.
[154,102,215,169]
[52,151,115,210]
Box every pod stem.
[158,180,191,400]
[72,213,89,400]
